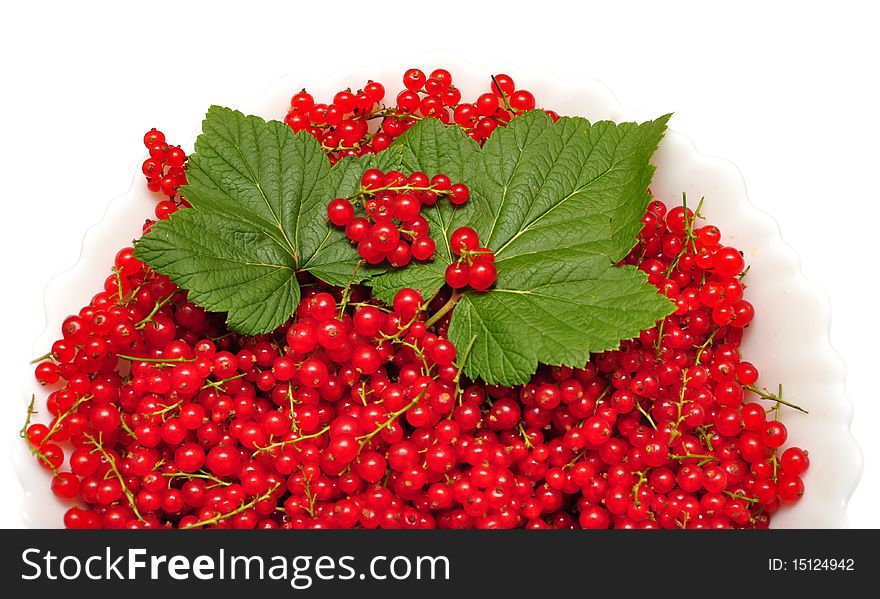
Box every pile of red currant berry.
[24,68,807,530]
[284,68,554,164]
[140,129,189,220]
[327,168,469,267]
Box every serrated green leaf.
[133,104,673,379]
[181,106,328,261]
[369,260,447,306]
[369,112,669,297]
[135,106,380,333]
[482,112,669,263]
[397,117,481,183]
[370,111,673,384]
[449,250,674,386]
[134,210,298,334]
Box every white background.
[0,0,877,528]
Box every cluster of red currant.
[286,81,386,162]
[25,68,808,530]
[444,227,497,291]
[327,168,469,267]
[448,72,548,143]
[284,69,552,163]
[632,199,755,329]
[140,129,188,220]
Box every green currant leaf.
[133,210,299,334]
[370,111,674,385]
[369,259,448,306]
[449,250,675,386]
[477,111,670,263]
[135,106,399,334]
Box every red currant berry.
[450,227,480,256]
[467,260,497,291]
[411,237,436,261]
[509,90,536,112]
[403,68,427,92]
[327,198,355,226]
[491,74,516,97]
[445,263,469,289]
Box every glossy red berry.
[712,247,746,277]
[327,198,355,226]
[403,69,426,92]
[467,260,497,291]
[445,263,469,289]
[411,237,436,261]
[393,288,423,321]
[509,90,536,112]
[450,227,480,256]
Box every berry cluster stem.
[256,425,331,456]
[425,293,461,329]
[745,384,807,414]
[84,433,145,522]
[184,483,281,528]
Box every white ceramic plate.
[16,52,862,528]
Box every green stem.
[635,401,658,430]
[119,415,137,439]
[669,452,718,462]
[382,310,426,344]
[518,423,535,449]
[112,267,126,305]
[287,382,300,432]
[425,294,461,329]
[19,395,37,439]
[358,386,428,446]
[300,467,317,518]
[653,318,666,360]
[321,129,381,153]
[631,470,650,508]
[351,106,425,124]
[184,483,280,528]
[337,260,364,316]
[255,425,331,456]
[452,335,478,399]
[145,399,183,420]
[724,490,759,504]
[694,328,718,365]
[352,182,452,202]
[19,396,60,476]
[200,372,247,392]
[41,394,92,446]
[664,193,704,277]
[163,470,231,488]
[116,354,196,364]
[396,338,432,377]
[29,351,53,365]
[745,384,807,414]
[134,293,175,330]
[696,425,715,452]
[347,302,392,312]
[85,434,144,521]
